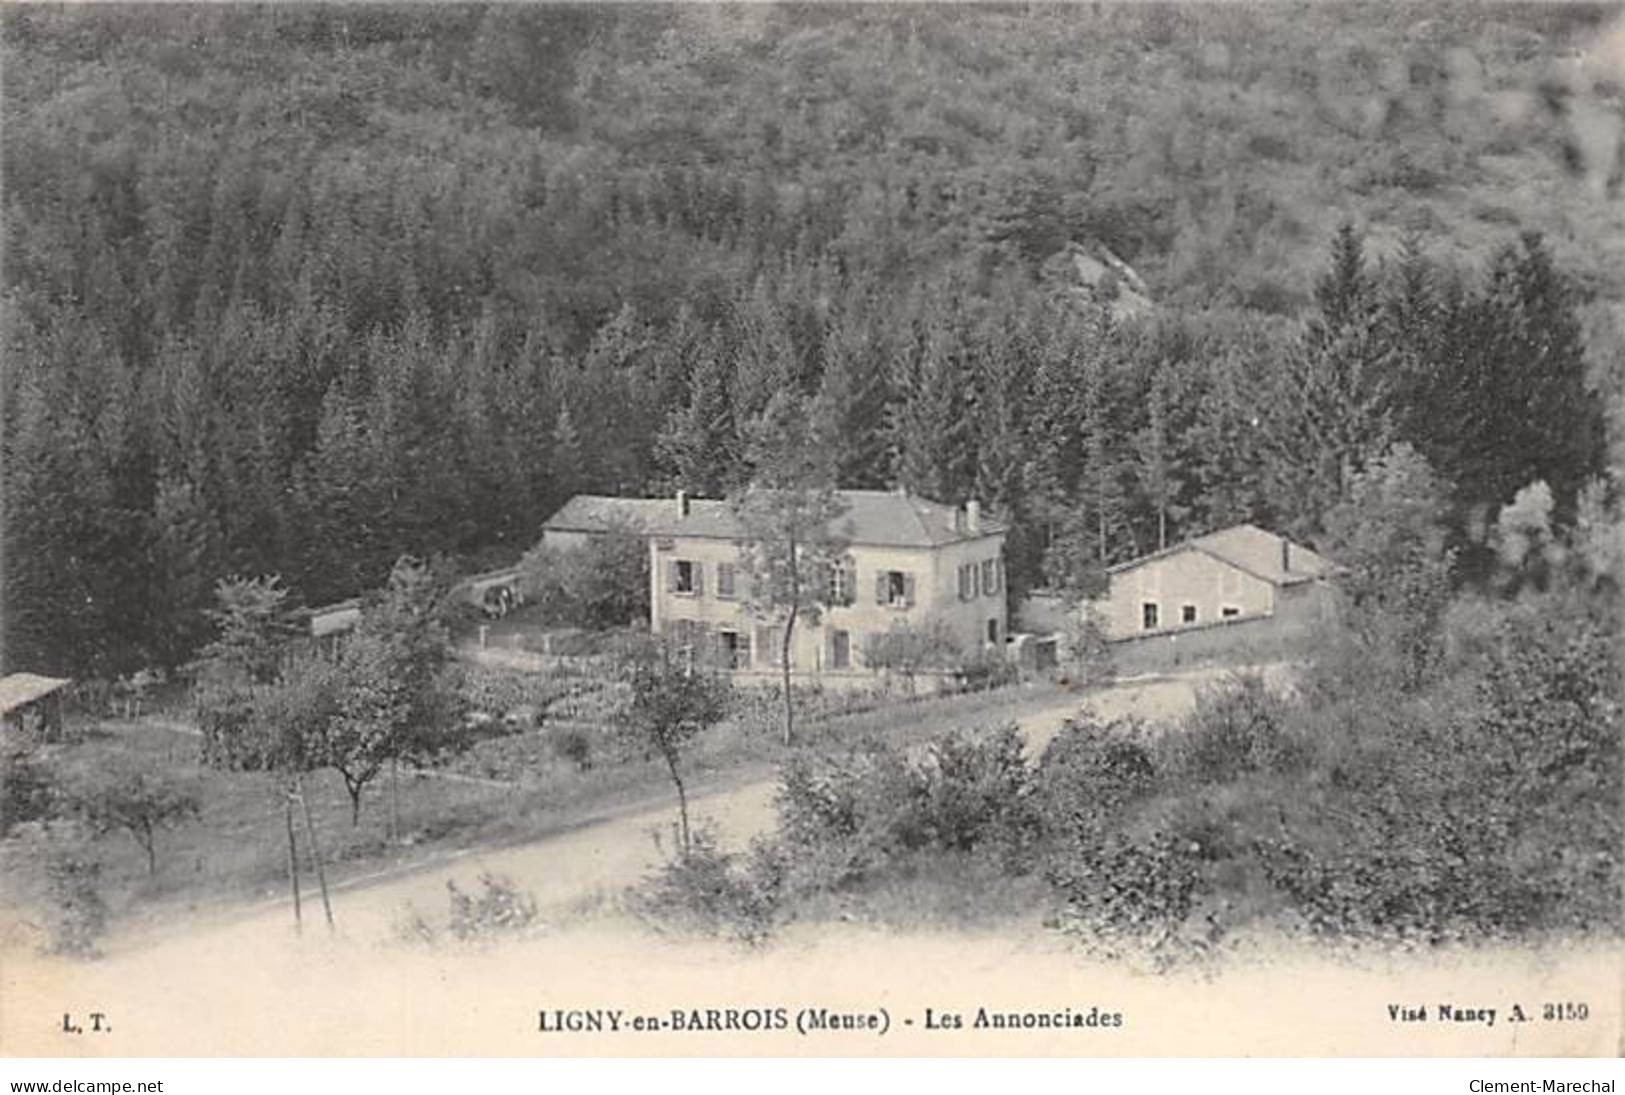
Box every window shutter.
[875,572,888,605]
[903,573,916,607]
[972,562,981,597]
[693,562,705,596]
[740,631,752,669]
[665,561,677,593]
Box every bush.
[915,724,1037,858]
[446,871,539,941]
[773,725,1037,891]
[38,838,107,958]
[774,744,920,890]
[549,725,593,771]
[517,518,648,630]
[953,648,1020,693]
[860,618,962,693]
[1,745,61,835]
[629,828,781,946]
[1257,614,1621,943]
[1032,715,1157,843]
[1062,608,1116,687]
[1047,826,1221,963]
[1159,673,1305,786]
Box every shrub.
[1258,614,1621,943]
[774,726,1037,890]
[549,725,593,771]
[774,745,920,890]
[446,871,539,941]
[1032,715,1157,843]
[861,618,962,693]
[915,724,1037,858]
[1159,673,1305,786]
[1,745,61,835]
[629,828,782,946]
[517,517,648,630]
[39,840,107,958]
[1047,826,1220,963]
[953,648,1020,693]
[1063,608,1117,687]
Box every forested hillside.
[3,3,1622,678]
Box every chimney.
[676,490,690,519]
[1280,536,1290,574]
[967,499,982,534]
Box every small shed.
[0,673,72,741]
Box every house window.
[981,558,999,596]
[1221,606,1240,618]
[877,570,913,608]
[717,562,736,600]
[826,561,853,605]
[755,624,790,668]
[958,563,975,601]
[670,559,702,596]
[830,629,851,670]
[1182,604,1197,624]
[987,618,1000,644]
[1142,602,1160,630]
[719,629,750,669]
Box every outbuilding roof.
[1108,524,1338,587]
[0,673,72,717]
[541,490,1006,549]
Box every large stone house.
[540,489,1008,679]
[1093,524,1339,640]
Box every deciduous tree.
[732,391,851,746]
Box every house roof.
[0,673,72,717]
[539,495,682,534]
[541,491,1006,549]
[1108,524,1338,587]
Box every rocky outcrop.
[1040,241,1154,321]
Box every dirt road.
[6,661,1616,1058]
[28,666,1274,962]
[1,668,1269,986]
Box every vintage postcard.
[2,1,1622,1062]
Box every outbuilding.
[0,672,72,741]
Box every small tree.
[618,634,731,854]
[321,556,466,830]
[1063,604,1117,687]
[197,575,294,689]
[1321,443,1456,692]
[518,514,649,629]
[860,618,963,695]
[1493,480,1557,592]
[74,771,201,876]
[193,576,334,931]
[732,391,851,746]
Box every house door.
[830,629,851,670]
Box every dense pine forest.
[3,3,1622,680]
